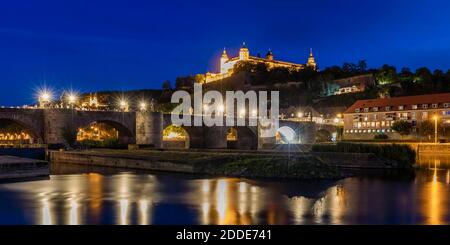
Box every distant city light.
[239,108,246,117]
[67,93,78,105]
[297,112,303,118]
[218,104,224,113]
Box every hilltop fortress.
[205,43,317,83]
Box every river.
[0,162,449,225]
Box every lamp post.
[433,115,438,144]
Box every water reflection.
[0,163,449,224]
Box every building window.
[355,108,360,113]
[373,107,378,112]
[398,105,404,110]
[444,103,450,108]
[364,107,369,112]
[374,114,378,120]
[432,103,438,109]
[381,121,385,127]
[385,106,390,111]
[422,112,428,120]
[412,104,418,110]
[422,104,428,109]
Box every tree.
[162,80,172,90]
[391,120,412,138]
[415,67,432,84]
[375,64,397,85]
[418,120,436,141]
[399,67,414,82]
[175,76,195,90]
[357,60,367,73]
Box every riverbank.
[0,155,49,180]
[50,149,350,179]
[49,149,405,179]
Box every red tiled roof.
[344,93,450,114]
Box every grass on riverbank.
[312,142,416,168]
[62,149,348,179]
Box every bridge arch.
[76,119,135,144]
[0,118,43,144]
[276,126,297,144]
[162,124,190,149]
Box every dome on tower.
[266,49,274,60]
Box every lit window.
[432,103,438,108]
[373,107,378,112]
[398,105,404,110]
[444,103,449,108]
[422,104,428,109]
[355,108,360,113]
[412,104,418,110]
[385,106,390,111]
[364,108,369,112]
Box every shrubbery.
[374,134,388,140]
[79,138,124,149]
[312,142,415,168]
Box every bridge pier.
[136,111,163,148]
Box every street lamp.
[139,101,147,112]
[119,99,128,111]
[66,93,78,107]
[433,115,439,144]
[38,90,53,108]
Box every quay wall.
[49,151,195,173]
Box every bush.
[312,142,415,168]
[374,134,388,140]
[79,138,124,149]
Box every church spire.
[307,48,317,70]
[221,47,228,58]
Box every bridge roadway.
[0,108,330,150]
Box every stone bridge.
[0,108,317,150]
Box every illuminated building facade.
[205,43,317,83]
[343,93,450,140]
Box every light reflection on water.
[0,163,449,224]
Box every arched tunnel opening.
[76,121,134,147]
[226,127,238,149]
[0,118,40,145]
[162,125,190,149]
[276,126,297,144]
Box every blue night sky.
[1,0,450,105]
